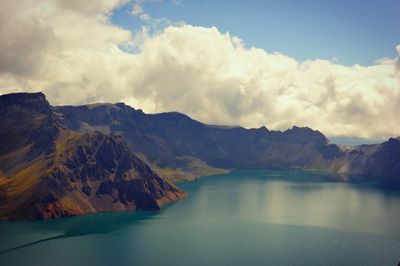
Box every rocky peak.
[282,126,327,144]
[0,92,51,114]
[388,137,400,144]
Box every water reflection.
[1,169,400,266]
[202,169,400,238]
[0,207,169,254]
[177,170,400,265]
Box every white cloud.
[131,3,143,15]
[172,0,183,7]
[130,0,180,33]
[0,0,399,140]
[131,0,152,21]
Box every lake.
[0,169,400,266]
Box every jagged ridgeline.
[0,93,185,220]
[0,92,399,220]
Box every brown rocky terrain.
[55,97,400,188]
[0,93,185,220]
[1,91,399,220]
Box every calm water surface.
[1,169,400,266]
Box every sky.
[0,0,399,140]
[112,0,399,66]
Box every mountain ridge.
[51,94,399,186]
[0,92,399,219]
[0,92,185,220]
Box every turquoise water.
[1,169,400,266]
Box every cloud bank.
[0,0,399,139]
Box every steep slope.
[0,92,58,174]
[55,98,400,188]
[1,90,399,222]
[0,93,185,220]
[55,103,342,179]
[356,138,400,188]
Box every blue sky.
[112,0,399,66]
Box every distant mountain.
[0,92,399,219]
[0,93,184,220]
[55,103,342,179]
[54,96,400,188]
[328,136,385,146]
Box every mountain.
[361,138,400,189]
[54,97,400,188]
[0,93,185,220]
[0,92,399,220]
[328,136,385,146]
[55,103,342,180]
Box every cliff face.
[0,93,185,220]
[55,103,343,177]
[361,138,400,188]
[54,98,400,188]
[0,91,399,220]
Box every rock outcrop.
[54,95,400,188]
[0,93,185,220]
[0,91,399,220]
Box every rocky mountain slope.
[0,93,185,220]
[54,98,400,188]
[0,91,399,220]
[55,103,342,180]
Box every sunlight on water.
[1,169,400,266]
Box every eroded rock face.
[56,102,343,169]
[55,132,184,213]
[0,92,59,168]
[54,97,400,187]
[0,92,52,114]
[0,93,185,220]
[364,138,400,189]
[55,94,400,188]
[1,91,400,221]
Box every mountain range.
[0,92,399,220]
